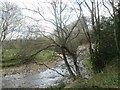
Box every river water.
[2,56,89,88]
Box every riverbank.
[59,58,119,89]
[2,60,59,76]
[2,55,89,88]
[2,50,119,88]
[2,58,67,88]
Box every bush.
[92,17,118,72]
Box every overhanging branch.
[33,60,67,77]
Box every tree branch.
[33,60,67,77]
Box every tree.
[0,1,23,42]
[77,1,94,62]
[0,1,24,63]
[46,0,82,78]
[24,0,85,79]
[81,0,120,72]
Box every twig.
[34,60,67,77]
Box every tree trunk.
[61,48,76,79]
[72,56,81,77]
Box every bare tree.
[0,1,24,64]
[23,0,85,79]
[50,0,82,78]
[0,1,23,42]
[76,0,94,61]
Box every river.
[2,56,89,88]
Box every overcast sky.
[0,0,83,39]
[0,0,115,39]
[0,0,86,28]
[0,0,114,20]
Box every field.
[2,49,57,68]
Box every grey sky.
[0,0,114,39]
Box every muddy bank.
[2,60,59,76]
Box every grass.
[83,58,93,75]
[36,50,57,62]
[3,49,20,60]
[64,58,119,89]
[2,49,119,88]
[2,49,57,68]
[48,82,66,89]
[2,49,22,67]
[2,59,21,67]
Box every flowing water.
[2,56,89,88]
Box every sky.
[0,0,114,39]
[0,0,90,19]
[0,0,114,21]
[0,0,91,25]
[1,0,85,40]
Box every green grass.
[36,50,57,62]
[48,82,66,89]
[2,49,22,67]
[2,49,57,67]
[2,59,21,67]
[64,58,119,89]
[3,49,20,60]
[65,71,118,88]
[83,58,93,75]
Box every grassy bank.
[63,58,119,89]
[2,49,57,68]
[36,50,57,62]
